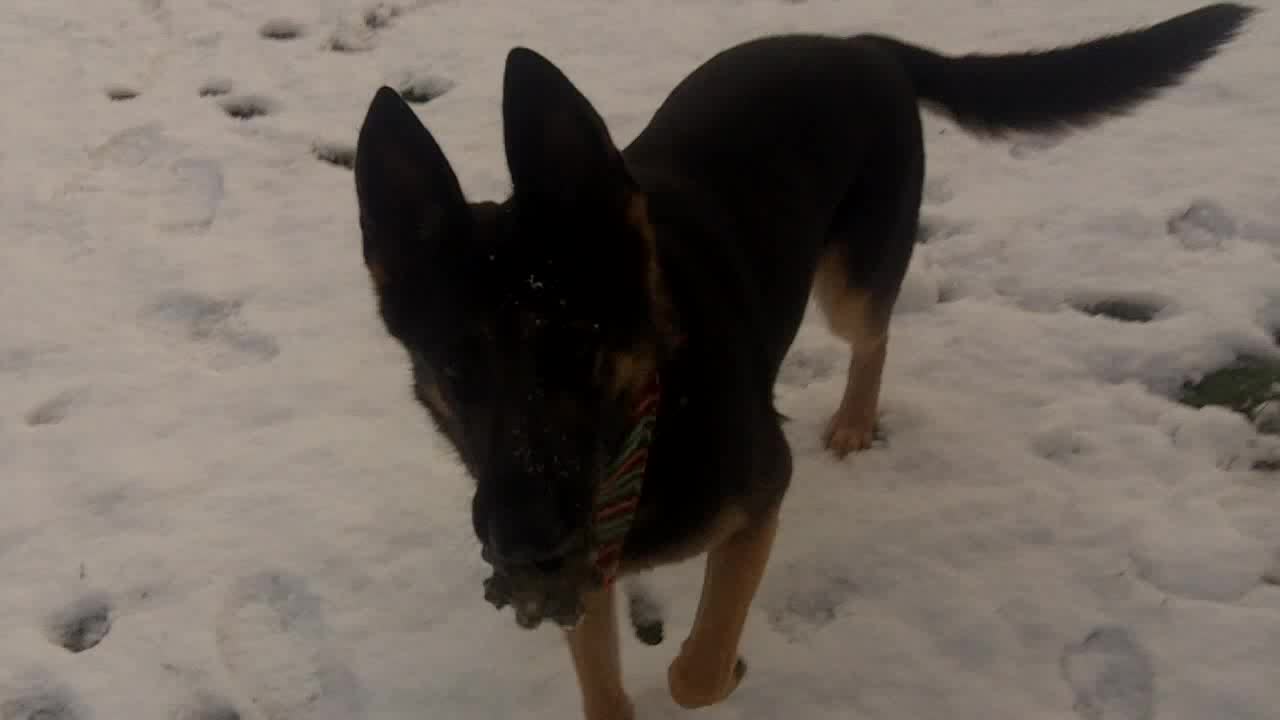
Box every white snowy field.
[3,0,1280,718]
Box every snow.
[2,0,1279,718]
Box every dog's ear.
[355,86,469,289]
[501,47,631,210]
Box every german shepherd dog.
[354,4,1252,717]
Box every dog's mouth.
[481,544,599,630]
[478,376,660,630]
[483,568,585,629]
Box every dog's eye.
[442,365,461,385]
[435,364,467,401]
[539,336,599,388]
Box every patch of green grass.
[1179,354,1280,436]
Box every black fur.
[865,3,1256,136]
[354,4,1253,608]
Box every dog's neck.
[590,372,662,586]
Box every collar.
[589,372,661,587]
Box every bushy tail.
[863,3,1256,137]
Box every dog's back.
[625,36,918,384]
[623,2,1254,456]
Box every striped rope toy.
[590,373,661,587]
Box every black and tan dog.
[354,4,1252,717]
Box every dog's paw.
[822,412,883,458]
[582,692,635,720]
[625,580,664,645]
[667,653,746,709]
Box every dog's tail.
[861,3,1255,138]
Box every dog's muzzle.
[481,544,599,630]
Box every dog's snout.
[484,500,579,571]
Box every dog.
[353,4,1253,717]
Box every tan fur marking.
[416,382,452,421]
[813,249,885,347]
[626,193,679,348]
[668,511,779,709]
[813,248,890,457]
[566,584,634,720]
[608,350,657,398]
[366,261,390,288]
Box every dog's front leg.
[567,584,634,720]
[668,511,779,709]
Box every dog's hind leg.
[566,585,634,720]
[813,112,924,458]
[813,258,894,457]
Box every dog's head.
[354,49,675,580]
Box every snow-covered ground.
[3,1,1279,718]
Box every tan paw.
[668,654,746,709]
[583,693,634,720]
[823,413,878,458]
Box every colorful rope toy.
[482,373,662,628]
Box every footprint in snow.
[84,125,225,233]
[46,593,112,654]
[138,290,280,370]
[215,571,366,720]
[764,557,859,641]
[198,78,232,98]
[363,3,402,29]
[1071,296,1166,324]
[25,388,88,427]
[259,18,304,41]
[1167,198,1237,250]
[155,158,224,232]
[219,95,275,120]
[327,22,376,53]
[90,123,175,169]
[0,672,88,720]
[0,688,87,720]
[329,1,418,53]
[1060,626,1154,720]
[105,85,140,102]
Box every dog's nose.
[486,512,578,573]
